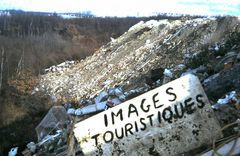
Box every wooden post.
[67,117,77,156]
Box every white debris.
[217,91,237,105]
[212,91,238,109]
[67,108,76,115]
[110,37,116,43]
[27,142,36,153]
[175,64,186,71]
[44,60,76,73]
[74,101,107,116]
[8,147,18,156]
[214,43,220,51]
[38,130,62,146]
[145,20,165,28]
[128,19,169,32]
[145,39,151,44]
[108,87,124,97]
[95,91,108,104]
[39,17,229,102]
[163,68,173,78]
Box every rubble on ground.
[15,16,240,155]
[38,17,239,102]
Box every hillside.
[40,17,240,101]
[1,16,240,155]
[38,16,240,156]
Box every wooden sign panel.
[74,74,221,156]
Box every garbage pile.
[38,17,240,102]
[20,66,240,155]
[12,16,240,155]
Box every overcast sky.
[0,0,240,17]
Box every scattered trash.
[94,91,108,104]
[212,91,239,109]
[217,91,237,105]
[10,17,240,156]
[27,142,36,153]
[38,130,62,146]
[75,102,107,116]
[74,74,222,156]
[66,86,126,116]
[163,68,173,77]
[163,68,173,84]
[35,106,70,141]
[44,60,76,73]
[173,64,186,71]
[181,65,207,76]
[214,43,220,51]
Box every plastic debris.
[8,147,18,156]
[174,64,186,71]
[108,86,124,97]
[163,68,173,78]
[75,101,107,115]
[35,106,70,141]
[67,108,76,115]
[163,68,173,84]
[217,91,237,105]
[38,130,62,146]
[67,97,123,116]
[66,86,126,116]
[95,91,108,104]
[212,91,238,109]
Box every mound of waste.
[19,16,240,156]
[38,17,238,102]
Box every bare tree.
[16,47,25,77]
[0,47,4,91]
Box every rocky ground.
[6,16,240,155]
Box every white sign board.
[74,74,221,156]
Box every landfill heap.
[38,17,238,101]
[23,16,240,156]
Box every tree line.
[0,11,187,92]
